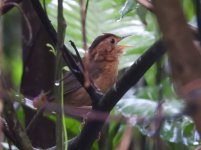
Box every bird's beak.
[116,45,133,54]
[120,34,132,40]
[115,34,134,54]
[117,34,134,53]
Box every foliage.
[2,0,199,149]
[2,8,22,88]
[41,0,199,149]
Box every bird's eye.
[110,39,115,44]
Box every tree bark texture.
[20,0,56,148]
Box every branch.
[1,81,32,150]
[56,0,67,149]
[68,40,166,150]
[3,97,33,149]
[80,0,87,50]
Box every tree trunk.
[20,0,56,148]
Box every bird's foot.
[80,115,87,130]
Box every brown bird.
[63,33,127,107]
[32,33,128,108]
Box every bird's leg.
[90,78,102,93]
[79,110,102,141]
[80,109,90,130]
[80,117,86,129]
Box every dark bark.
[0,73,32,149]
[4,95,33,150]
[20,0,56,148]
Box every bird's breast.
[92,61,119,93]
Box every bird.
[63,33,128,107]
[32,33,128,108]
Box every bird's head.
[88,33,128,62]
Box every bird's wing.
[88,61,103,79]
[63,72,82,94]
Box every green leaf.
[16,107,25,127]
[40,0,53,5]
[45,0,53,5]
[115,98,156,117]
[48,115,80,138]
[182,0,194,21]
[136,4,147,25]
[46,43,57,56]
[121,0,136,18]
[114,98,200,145]
[62,66,70,72]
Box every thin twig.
[85,0,90,18]
[3,95,33,149]
[116,124,133,150]
[80,0,87,50]
[25,102,47,132]
[1,116,18,147]
[56,0,67,149]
